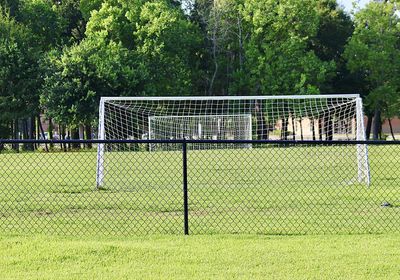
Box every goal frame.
[96,95,370,188]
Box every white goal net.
[148,114,252,151]
[96,95,370,187]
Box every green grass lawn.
[0,144,399,279]
[0,144,399,235]
[1,233,400,279]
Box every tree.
[344,0,400,139]
[54,0,87,44]
[312,0,355,93]
[0,0,21,17]
[190,0,250,96]
[2,0,67,144]
[79,0,103,21]
[0,12,41,143]
[41,0,202,138]
[40,37,143,139]
[16,0,64,50]
[241,0,335,139]
[86,0,202,95]
[134,0,202,96]
[242,0,334,95]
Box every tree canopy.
[344,0,400,139]
[0,0,399,140]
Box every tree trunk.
[255,101,268,140]
[0,121,4,151]
[84,125,92,149]
[365,113,373,140]
[23,119,33,151]
[311,119,316,141]
[79,124,85,140]
[38,116,49,152]
[291,116,296,140]
[318,117,323,140]
[60,125,67,152]
[48,117,54,149]
[35,116,40,150]
[29,117,34,139]
[281,118,288,140]
[36,116,41,140]
[372,107,381,140]
[22,119,28,139]
[71,127,80,149]
[209,54,218,95]
[29,117,36,149]
[388,118,396,140]
[237,14,244,72]
[12,119,19,152]
[300,117,304,141]
[208,16,218,96]
[67,128,71,150]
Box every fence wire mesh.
[0,140,399,236]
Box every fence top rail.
[0,139,399,145]
[101,94,360,102]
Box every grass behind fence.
[0,144,399,235]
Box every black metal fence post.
[182,141,189,235]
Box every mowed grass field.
[0,144,399,235]
[0,144,400,279]
[0,233,399,279]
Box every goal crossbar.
[148,114,252,120]
[100,94,361,102]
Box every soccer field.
[0,144,399,235]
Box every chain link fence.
[0,139,399,236]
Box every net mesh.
[100,96,363,143]
[96,96,370,187]
[148,114,252,151]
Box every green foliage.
[40,0,203,127]
[1,0,400,138]
[16,0,63,49]
[312,0,356,93]
[80,0,103,21]
[189,0,251,95]
[0,12,41,122]
[344,0,400,118]
[242,0,334,95]
[40,38,143,126]
[0,0,20,17]
[313,0,353,61]
[135,0,202,95]
[85,0,141,49]
[54,0,87,44]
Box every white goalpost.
[96,95,371,188]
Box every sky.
[337,0,373,13]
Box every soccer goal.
[96,95,370,187]
[148,114,252,151]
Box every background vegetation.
[0,0,399,143]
